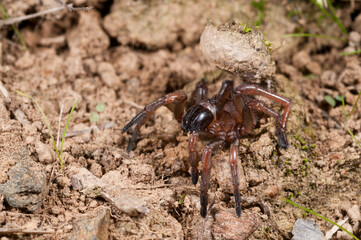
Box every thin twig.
[54,0,93,12]
[118,184,175,190]
[0,5,68,27]
[0,228,55,234]
[0,3,92,27]
[56,103,64,149]
[325,217,349,239]
[122,99,144,109]
[64,122,116,138]
[0,81,10,103]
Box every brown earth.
[0,0,360,239]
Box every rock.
[68,208,110,240]
[35,141,54,164]
[212,210,259,240]
[0,160,47,212]
[200,23,275,83]
[347,205,361,223]
[56,176,71,188]
[90,163,103,178]
[70,167,150,217]
[111,192,150,217]
[315,161,326,168]
[98,62,121,89]
[349,31,360,47]
[292,219,326,240]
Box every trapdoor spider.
[122,79,292,218]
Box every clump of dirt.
[0,0,361,239]
[200,21,275,83]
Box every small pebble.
[90,163,103,178]
[51,205,63,215]
[349,31,361,46]
[35,141,54,164]
[56,176,71,188]
[316,161,326,168]
[347,205,361,223]
[263,185,279,198]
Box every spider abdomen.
[181,104,214,133]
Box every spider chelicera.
[122,79,292,218]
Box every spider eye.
[181,105,213,133]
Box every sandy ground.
[0,0,360,239]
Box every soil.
[0,0,361,239]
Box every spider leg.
[189,78,208,107]
[189,131,215,185]
[200,139,224,218]
[229,139,241,217]
[246,99,288,148]
[234,85,292,149]
[122,91,187,152]
[215,80,234,119]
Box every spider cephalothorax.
[122,79,292,218]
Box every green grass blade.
[60,98,77,161]
[341,99,347,121]
[284,198,359,240]
[326,0,348,35]
[346,127,361,149]
[310,0,347,35]
[283,33,344,41]
[340,49,361,56]
[15,90,62,168]
[0,4,28,51]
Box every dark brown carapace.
[122,79,292,218]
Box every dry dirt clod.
[347,205,361,223]
[68,208,110,240]
[66,12,110,58]
[212,210,259,240]
[0,160,47,212]
[200,22,275,84]
[98,62,122,89]
[108,192,150,217]
[263,185,280,198]
[35,141,54,164]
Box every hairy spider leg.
[200,139,224,218]
[187,79,210,185]
[188,131,215,185]
[189,134,200,185]
[189,78,208,107]
[229,139,241,217]
[215,80,234,119]
[234,85,292,148]
[121,91,187,152]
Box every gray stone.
[0,160,47,212]
[68,208,110,240]
[292,219,326,240]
